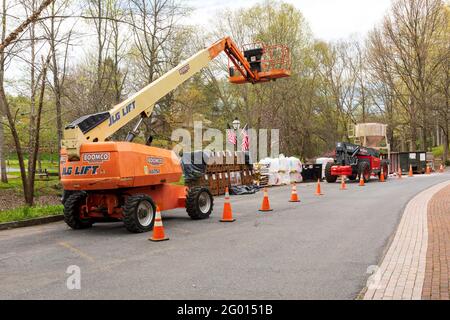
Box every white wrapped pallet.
[278,154,289,173]
[269,157,280,173]
[316,157,334,179]
[288,157,302,173]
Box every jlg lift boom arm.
[62,37,282,160]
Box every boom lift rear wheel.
[64,192,93,230]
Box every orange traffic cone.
[408,164,413,177]
[359,175,365,186]
[380,167,385,182]
[398,167,402,179]
[220,187,236,222]
[149,206,169,242]
[315,179,323,196]
[440,164,444,173]
[289,183,301,202]
[259,188,273,212]
[340,176,347,190]
[425,164,431,175]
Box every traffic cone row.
[359,175,365,186]
[340,176,347,190]
[289,183,301,202]
[379,167,385,182]
[316,179,323,195]
[259,187,273,212]
[220,187,236,222]
[149,206,169,242]
[151,158,434,243]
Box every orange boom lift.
[60,37,290,233]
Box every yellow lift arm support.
[62,37,288,160]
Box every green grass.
[432,145,444,158]
[6,159,59,173]
[0,205,63,224]
[0,175,62,196]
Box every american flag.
[226,124,237,145]
[241,124,249,151]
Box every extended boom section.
[62,37,290,160]
[60,36,291,233]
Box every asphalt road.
[1,172,449,300]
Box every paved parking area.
[0,172,449,299]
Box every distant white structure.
[349,122,391,169]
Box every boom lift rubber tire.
[61,190,76,205]
[358,161,371,183]
[186,187,214,220]
[123,194,156,233]
[325,162,338,183]
[64,192,93,230]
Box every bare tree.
[40,0,73,157]
[0,0,8,183]
[370,0,447,150]
[0,0,55,51]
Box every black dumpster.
[301,164,323,181]
[390,151,427,174]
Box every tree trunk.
[26,57,50,207]
[0,0,7,183]
[443,122,449,165]
[0,84,30,204]
[0,117,6,183]
[49,2,63,172]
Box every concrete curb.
[0,215,64,231]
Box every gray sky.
[187,0,393,41]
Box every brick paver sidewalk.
[422,184,450,300]
[364,180,450,300]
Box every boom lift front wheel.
[123,194,156,233]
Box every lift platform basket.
[228,43,291,84]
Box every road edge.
[0,215,64,231]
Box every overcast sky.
[186,0,393,41]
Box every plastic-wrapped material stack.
[278,155,290,184]
[289,157,303,183]
[256,155,303,186]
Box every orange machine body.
[60,142,187,216]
